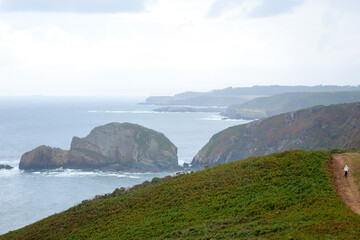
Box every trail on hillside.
[332,153,360,215]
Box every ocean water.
[0,97,250,235]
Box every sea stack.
[19,122,179,171]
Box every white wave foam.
[20,169,154,178]
[128,176,140,179]
[0,167,20,177]
[197,114,253,123]
[0,167,176,179]
[223,118,252,122]
[88,110,158,114]
[43,169,123,178]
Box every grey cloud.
[0,0,151,13]
[207,0,304,18]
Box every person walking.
[344,165,349,178]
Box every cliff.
[19,123,179,171]
[223,90,360,119]
[146,95,248,107]
[143,85,360,106]
[192,102,360,167]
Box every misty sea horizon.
[0,97,250,235]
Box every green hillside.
[3,150,360,239]
[193,102,360,167]
[224,91,360,119]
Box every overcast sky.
[0,0,359,97]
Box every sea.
[0,97,250,235]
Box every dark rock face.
[192,102,360,167]
[19,123,179,171]
[67,137,110,169]
[68,123,179,171]
[0,164,13,170]
[19,145,69,170]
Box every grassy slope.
[225,91,360,119]
[194,102,360,166]
[3,150,360,239]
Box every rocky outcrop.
[0,164,13,170]
[67,123,178,171]
[19,123,179,171]
[19,145,69,170]
[192,102,360,167]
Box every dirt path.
[332,152,360,215]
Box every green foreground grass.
[3,150,360,239]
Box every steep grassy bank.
[224,91,360,119]
[3,150,360,239]
[193,102,360,167]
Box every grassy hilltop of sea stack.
[3,150,360,239]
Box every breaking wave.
[88,110,159,114]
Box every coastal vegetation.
[193,102,360,167]
[3,150,360,239]
[223,90,360,119]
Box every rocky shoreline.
[0,164,13,170]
